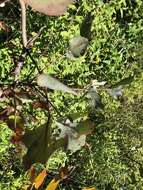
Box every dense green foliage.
[0,0,143,189]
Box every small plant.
[0,0,143,189]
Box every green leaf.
[22,123,66,169]
[80,12,94,40]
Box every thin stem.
[33,86,63,117]
[26,49,41,73]
[19,0,27,47]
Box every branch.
[19,0,27,48]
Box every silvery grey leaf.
[107,86,123,99]
[37,74,78,95]
[86,87,103,109]
[56,121,86,152]
[69,36,89,57]
[56,121,77,139]
[91,79,106,90]
[68,134,86,153]
[66,51,76,60]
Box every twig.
[13,48,27,82]
[12,0,29,82]
[33,86,62,117]
[44,90,52,145]
[26,49,41,73]
[19,0,27,47]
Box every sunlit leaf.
[23,0,73,16]
[91,80,106,88]
[82,188,96,190]
[45,178,60,190]
[22,184,30,190]
[0,2,5,7]
[37,74,77,95]
[33,169,47,189]
[0,0,8,8]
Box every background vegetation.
[0,0,143,189]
